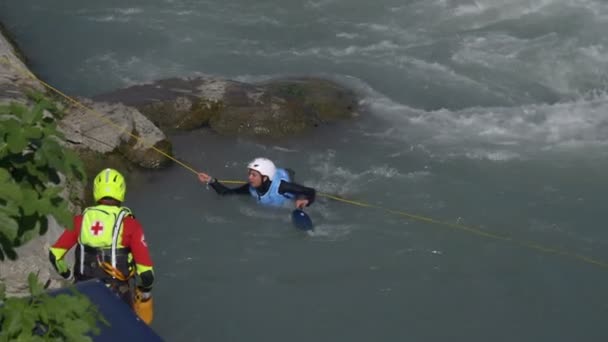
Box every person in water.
[197,157,316,209]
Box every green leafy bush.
[0,95,84,260]
[0,95,105,340]
[0,274,105,341]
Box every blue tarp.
[47,280,164,341]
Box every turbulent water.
[2,1,608,341]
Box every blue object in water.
[46,279,164,341]
[291,209,314,231]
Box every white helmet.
[247,157,276,180]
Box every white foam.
[368,165,404,178]
[453,29,608,96]
[272,146,298,153]
[580,44,608,63]
[89,15,128,23]
[86,7,143,22]
[305,0,335,9]
[453,2,487,16]
[238,206,291,219]
[359,75,608,158]
[115,8,143,15]
[464,150,522,161]
[450,0,558,23]
[389,6,407,13]
[335,32,359,40]
[307,150,430,195]
[84,52,185,88]
[356,23,391,32]
[405,171,432,179]
[285,40,399,58]
[306,223,354,241]
[236,14,281,26]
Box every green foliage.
[0,94,106,340]
[0,273,106,341]
[0,97,85,261]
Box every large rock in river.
[94,76,360,138]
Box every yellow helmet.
[93,168,126,202]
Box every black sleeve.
[208,179,251,195]
[138,270,155,292]
[278,180,316,206]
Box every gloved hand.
[49,251,71,279]
[137,288,152,301]
[59,269,71,279]
[56,259,71,279]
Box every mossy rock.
[119,136,173,169]
[263,78,358,121]
[209,78,358,138]
[93,76,360,139]
[138,97,223,131]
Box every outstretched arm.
[198,172,250,195]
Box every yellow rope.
[201,181,608,268]
[320,193,608,268]
[3,56,607,269]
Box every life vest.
[249,168,294,207]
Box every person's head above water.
[247,157,276,188]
